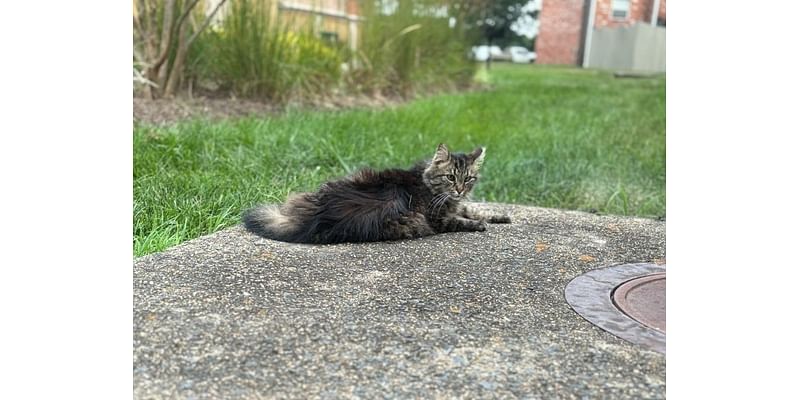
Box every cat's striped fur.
[242,144,510,244]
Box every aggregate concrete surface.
[134,203,666,399]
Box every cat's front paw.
[472,220,487,232]
[488,215,511,224]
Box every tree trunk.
[152,0,177,96]
[164,19,190,98]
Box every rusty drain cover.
[612,273,666,332]
[564,263,666,353]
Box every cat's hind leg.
[381,212,435,241]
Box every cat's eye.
[466,176,476,183]
[446,174,455,181]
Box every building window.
[611,0,630,19]
[320,31,339,44]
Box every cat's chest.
[410,191,457,215]
[408,190,436,212]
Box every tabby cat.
[243,143,511,244]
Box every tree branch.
[175,0,203,31]
[185,0,228,49]
[133,14,146,43]
[153,0,204,69]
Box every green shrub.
[206,0,343,101]
[141,0,477,100]
[352,0,477,96]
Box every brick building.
[537,0,666,66]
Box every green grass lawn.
[134,64,665,256]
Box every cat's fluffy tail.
[242,193,316,242]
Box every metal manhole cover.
[613,273,666,332]
[564,263,666,354]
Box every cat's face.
[423,143,485,200]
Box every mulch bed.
[133,85,489,126]
[134,95,402,126]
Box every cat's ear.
[470,147,486,169]
[433,143,450,164]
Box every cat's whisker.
[433,193,450,217]
[427,194,443,217]
[436,193,448,210]
[429,193,447,209]
[427,193,447,217]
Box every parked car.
[472,45,536,63]
[471,45,507,61]
[508,46,537,63]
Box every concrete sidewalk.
[134,203,666,399]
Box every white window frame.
[611,0,630,20]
